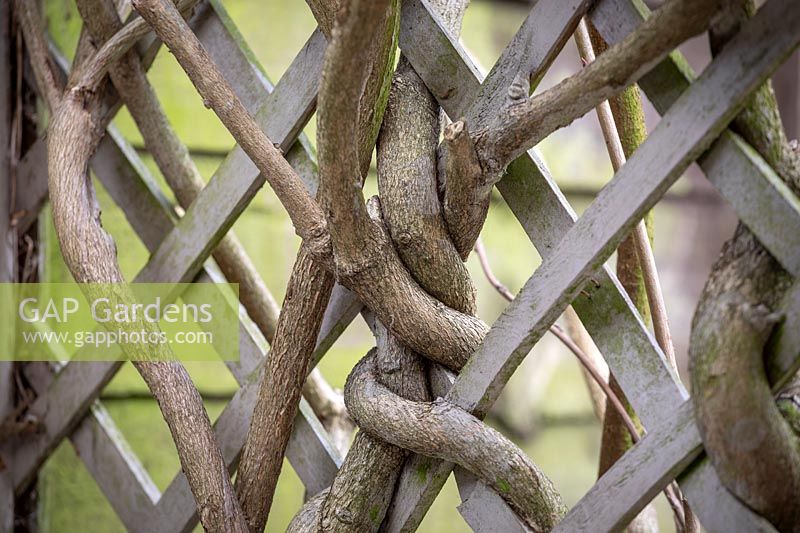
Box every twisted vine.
[690,1,800,531]
[15,1,250,529]
[288,0,566,530]
[84,0,736,528]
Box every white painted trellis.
[1,0,798,531]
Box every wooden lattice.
[2,0,799,531]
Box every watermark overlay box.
[0,283,240,362]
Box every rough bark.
[75,0,281,343]
[43,45,248,533]
[305,0,398,179]
[690,2,800,530]
[314,331,429,533]
[134,0,487,373]
[441,120,487,260]
[315,0,487,370]
[377,57,476,314]
[288,490,330,532]
[304,1,563,529]
[233,1,398,528]
[307,1,479,529]
[236,245,335,531]
[132,0,327,247]
[344,353,567,531]
[16,1,249,529]
[432,0,725,265]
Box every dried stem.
[474,236,640,441]
[576,18,693,532]
[575,19,678,372]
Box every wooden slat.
[15,95,346,533]
[150,385,341,532]
[450,1,796,530]
[388,0,799,529]
[12,0,195,238]
[559,282,800,531]
[10,14,333,505]
[78,8,347,528]
[23,362,161,524]
[590,0,800,277]
[400,0,682,422]
[465,0,590,127]
[556,401,703,532]
[457,480,532,533]
[12,358,123,494]
[387,1,682,528]
[136,28,325,286]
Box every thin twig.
[574,19,678,372]
[473,236,640,441]
[575,18,689,530]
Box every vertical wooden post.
[0,0,16,530]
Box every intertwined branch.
[13,0,800,530]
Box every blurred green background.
[32,0,746,530]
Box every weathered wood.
[555,400,703,533]
[10,15,335,508]
[558,284,800,533]
[388,0,800,529]
[591,0,800,277]
[12,359,123,494]
[386,2,680,528]
[23,362,161,525]
[137,28,324,285]
[14,108,349,533]
[401,0,681,426]
[11,1,191,238]
[465,0,590,128]
[449,0,796,483]
[455,2,796,529]
[151,385,341,533]
[457,480,532,533]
